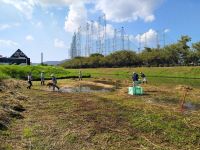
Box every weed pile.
[0,80,28,131]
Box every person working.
[79,70,82,80]
[41,72,45,85]
[27,73,32,89]
[132,72,139,86]
[51,74,60,91]
[140,72,147,83]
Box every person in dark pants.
[51,74,60,91]
[27,73,32,89]
[40,72,45,85]
[132,72,139,86]
[140,72,147,83]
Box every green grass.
[1,65,200,87]
[66,67,200,87]
[67,67,200,79]
[0,65,90,80]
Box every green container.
[128,86,143,95]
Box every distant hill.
[43,59,70,66]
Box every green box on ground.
[128,86,143,95]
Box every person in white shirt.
[41,72,45,85]
[27,73,32,89]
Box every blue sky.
[0,0,200,63]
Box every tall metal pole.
[90,21,94,54]
[163,30,166,47]
[121,27,124,50]
[113,28,117,52]
[98,16,101,54]
[156,31,160,49]
[127,35,130,50]
[144,32,147,48]
[138,34,141,53]
[77,26,81,56]
[85,22,90,57]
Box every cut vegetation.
[0,66,200,149]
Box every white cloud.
[0,39,19,47]
[164,28,170,33]
[95,0,163,22]
[1,0,163,23]
[38,0,86,6]
[64,2,87,33]
[1,0,35,19]
[1,0,90,20]
[54,38,66,48]
[135,29,157,45]
[0,24,11,30]
[35,21,43,28]
[0,23,20,30]
[26,35,34,41]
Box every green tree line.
[60,35,200,68]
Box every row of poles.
[70,14,131,59]
[70,14,167,59]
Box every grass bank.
[68,67,200,79]
[0,65,90,80]
[66,67,200,87]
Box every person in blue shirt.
[132,72,139,86]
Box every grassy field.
[1,66,200,149]
[1,77,200,149]
[0,65,90,80]
[67,67,200,87]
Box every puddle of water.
[94,80,122,89]
[183,102,200,111]
[60,84,114,93]
[146,98,200,111]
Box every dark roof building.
[0,49,30,65]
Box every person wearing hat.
[51,74,60,91]
[140,72,147,83]
[40,72,45,85]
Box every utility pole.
[77,26,81,56]
[85,22,90,57]
[144,32,147,48]
[156,31,160,49]
[138,34,141,53]
[90,20,94,54]
[103,14,107,55]
[127,35,130,50]
[98,16,101,54]
[163,30,166,47]
[121,27,124,50]
[113,28,117,52]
